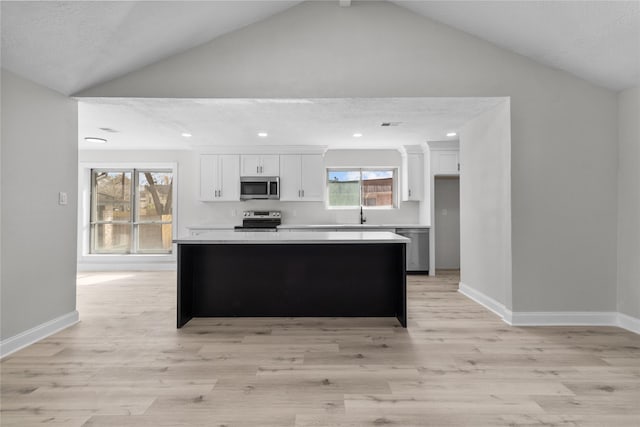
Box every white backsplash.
[191,199,421,227]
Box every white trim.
[77,262,176,271]
[77,162,178,264]
[427,140,460,151]
[0,311,79,359]
[458,283,639,335]
[617,312,640,334]
[195,145,328,155]
[458,282,511,322]
[510,311,618,326]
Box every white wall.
[77,147,420,263]
[460,100,512,309]
[1,69,78,342]
[77,1,619,313]
[617,86,640,320]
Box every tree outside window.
[91,169,173,254]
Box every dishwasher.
[395,228,429,273]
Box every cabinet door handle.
[301,189,304,198]
[457,163,460,171]
[408,189,412,197]
[219,190,222,198]
[298,190,301,197]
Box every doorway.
[434,176,460,271]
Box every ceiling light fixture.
[258,132,268,137]
[353,133,363,138]
[84,137,107,144]
[446,132,457,137]
[181,132,192,138]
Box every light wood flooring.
[1,271,639,426]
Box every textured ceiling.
[78,97,505,150]
[1,1,638,95]
[394,0,640,91]
[0,1,302,95]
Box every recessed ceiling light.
[84,137,107,144]
[181,132,192,138]
[353,133,363,138]
[446,132,457,137]
[258,132,268,137]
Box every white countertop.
[175,230,410,244]
[277,224,430,229]
[186,224,430,230]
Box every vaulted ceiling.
[1,1,639,95]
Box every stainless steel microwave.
[240,176,280,200]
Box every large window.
[91,169,173,254]
[327,169,395,208]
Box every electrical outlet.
[58,192,68,206]
[231,209,237,217]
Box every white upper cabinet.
[432,150,460,176]
[406,153,424,201]
[241,154,279,176]
[300,154,324,201]
[279,154,324,201]
[279,155,300,201]
[199,155,218,201]
[218,155,240,200]
[199,154,240,201]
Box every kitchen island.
[175,231,409,328]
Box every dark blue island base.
[177,243,407,328]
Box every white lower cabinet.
[280,154,324,201]
[199,154,240,201]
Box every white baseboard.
[458,283,639,335]
[458,282,512,322]
[0,311,79,359]
[510,311,618,326]
[77,263,176,271]
[617,312,640,334]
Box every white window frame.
[90,168,174,254]
[326,167,398,210]
[78,162,178,270]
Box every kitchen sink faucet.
[360,206,366,224]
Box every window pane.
[137,223,172,252]
[328,170,360,206]
[93,223,131,253]
[362,170,393,207]
[93,171,132,221]
[137,171,173,222]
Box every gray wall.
[77,1,619,313]
[1,69,78,340]
[617,86,640,319]
[460,101,512,309]
[434,177,460,270]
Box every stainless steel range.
[234,210,281,231]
